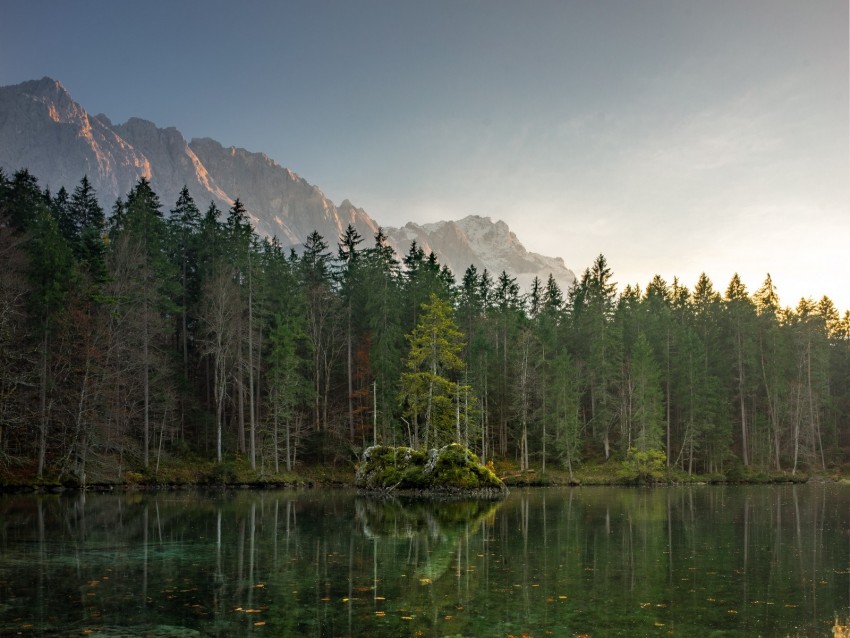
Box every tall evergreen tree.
[26,200,76,475]
[400,293,472,449]
[118,178,174,469]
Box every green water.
[0,485,847,637]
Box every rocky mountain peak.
[0,77,576,292]
[18,76,68,99]
[384,217,575,294]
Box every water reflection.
[0,486,847,637]
[356,497,500,581]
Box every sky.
[1,0,848,311]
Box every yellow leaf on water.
[254,621,266,626]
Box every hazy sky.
[2,1,848,310]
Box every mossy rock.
[355,443,507,495]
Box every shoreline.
[1,471,838,494]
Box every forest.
[0,168,848,486]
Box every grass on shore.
[3,448,848,491]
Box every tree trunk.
[348,301,354,441]
[248,259,256,470]
[37,326,49,477]
[143,298,150,469]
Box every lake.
[0,485,847,637]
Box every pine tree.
[116,178,174,469]
[628,333,665,453]
[337,224,364,441]
[167,186,201,382]
[550,350,582,479]
[723,273,756,466]
[362,229,404,445]
[26,200,76,475]
[572,255,620,459]
[400,293,473,449]
[299,231,339,432]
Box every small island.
[355,443,508,497]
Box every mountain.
[0,77,575,292]
[384,216,575,293]
[0,77,377,246]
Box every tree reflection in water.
[0,486,848,637]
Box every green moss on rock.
[355,443,507,494]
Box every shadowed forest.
[1,168,849,485]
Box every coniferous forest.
[1,168,849,486]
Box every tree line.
[1,168,848,483]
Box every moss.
[355,443,506,493]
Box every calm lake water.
[0,485,847,637]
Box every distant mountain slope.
[385,216,575,293]
[0,77,574,292]
[0,77,151,201]
[0,77,377,245]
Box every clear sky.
[2,0,848,311]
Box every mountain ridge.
[0,77,575,291]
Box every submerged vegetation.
[1,168,849,488]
